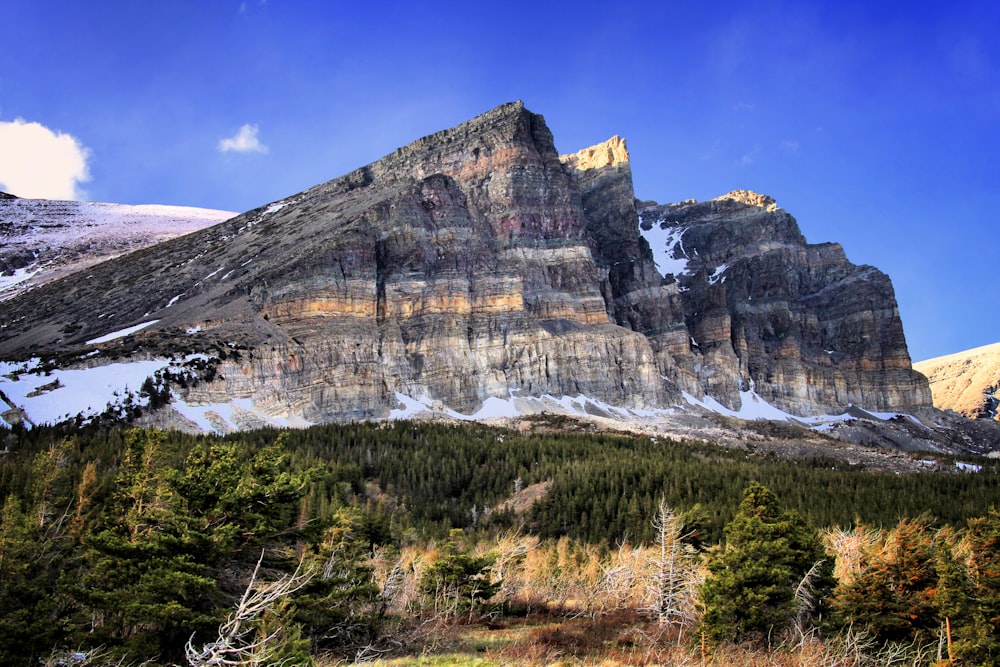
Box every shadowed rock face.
[560,141,930,415]
[633,194,931,413]
[0,102,932,422]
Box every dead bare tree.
[823,525,880,586]
[790,559,826,644]
[489,529,536,604]
[647,498,697,630]
[185,551,313,667]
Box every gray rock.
[0,102,933,425]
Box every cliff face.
[632,193,932,414]
[0,102,931,424]
[560,139,931,415]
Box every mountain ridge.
[0,195,234,301]
[2,101,991,456]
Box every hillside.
[0,193,234,300]
[914,341,1000,420]
[1,421,999,666]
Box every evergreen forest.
[1,419,999,666]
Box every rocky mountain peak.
[0,102,944,441]
[713,189,778,210]
[560,135,630,172]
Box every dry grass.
[346,610,921,667]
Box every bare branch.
[185,550,314,667]
[791,559,826,642]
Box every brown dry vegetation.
[343,526,954,667]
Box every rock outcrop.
[0,102,932,424]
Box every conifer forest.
[1,420,999,666]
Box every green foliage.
[1,420,1000,664]
[0,494,65,664]
[292,508,384,658]
[699,483,832,646]
[68,430,218,662]
[832,516,941,644]
[169,437,311,557]
[946,510,1000,665]
[420,529,500,614]
[829,512,1000,664]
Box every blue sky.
[1,0,997,362]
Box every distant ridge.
[915,342,1000,420]
[0,197,234,300]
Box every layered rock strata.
[0,102,931,422]
[633,193,932,414]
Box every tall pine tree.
[698,483,831,646]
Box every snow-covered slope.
[0,194,235,300]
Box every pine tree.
[68,430,217,662]
[832,516,940,644]
[698,483,831,646]
[292,508,383,657]
[0,494,67,664]
[953,510,1000,664]
[420,529,500,617]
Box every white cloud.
[0,119,91,200]
[218,123,268,154]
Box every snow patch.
[388,391,675,423]
[470,396,522,419]
[86,320,160,344]
[0,354,313,433]
[639,219,689,277]
[678,387,931,434]
[388,393,433,420]
[681,389,858,428]
[170,395,255,433]
[708,263,729,285]
[0,358,167,426]
[265,201,289,216]
[0,198,234,300]
[0,265,43,292]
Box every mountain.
[914,342,1000,420]
[2,101,995,456]
[0,193,234,300]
